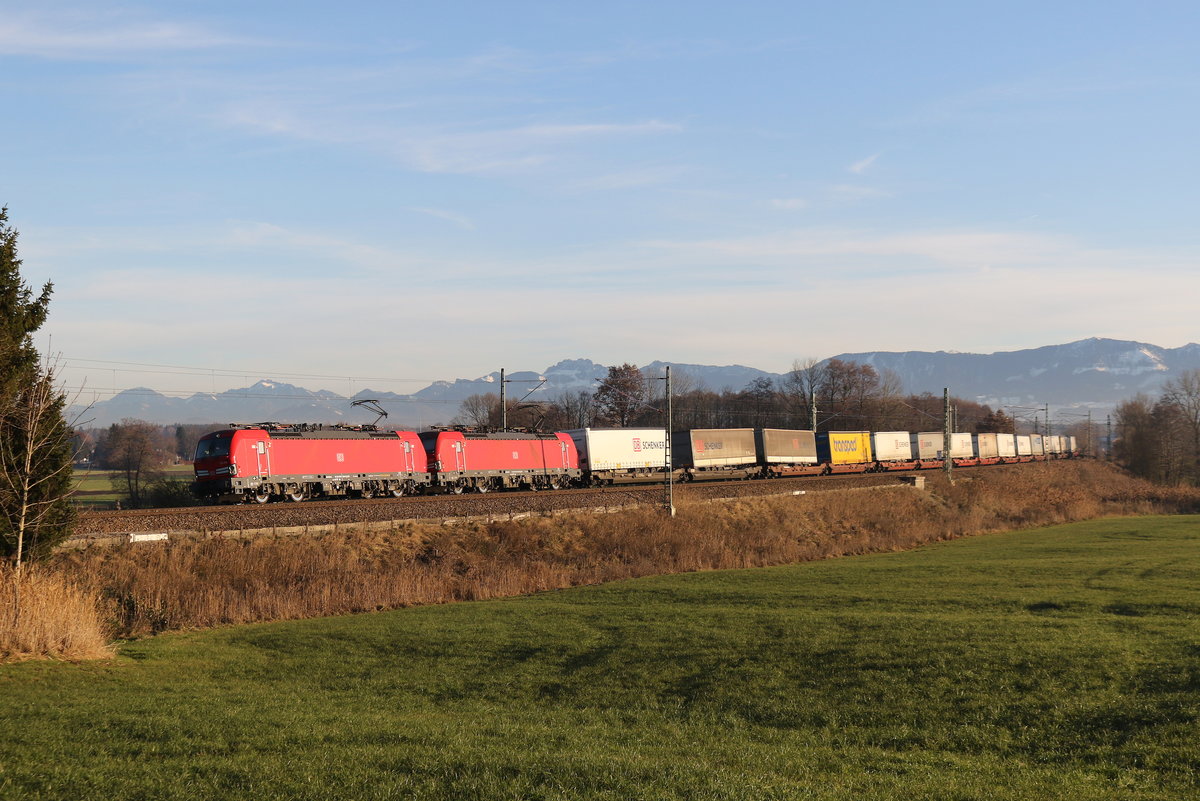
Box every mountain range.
[72,338,1200,429]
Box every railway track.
[72,471,920,538]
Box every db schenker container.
[996,433,1017,458]
[973,433,1000,460]
[566,428,669,484]
[816,431,873,472]
[755,429,820,476]
[192,424,430,503]
[872,431,915,463]
[419,430,579,493]
[672,428,759,479]
[912,432,974,461]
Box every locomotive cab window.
[194,437,231,460]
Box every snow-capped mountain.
[71,340,1200,428]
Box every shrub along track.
[71,470,923,539]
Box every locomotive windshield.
[194,436,232,460]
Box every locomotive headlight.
[229,463,238,476]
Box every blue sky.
[5,1,1199,399]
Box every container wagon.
[973,433,1001,464]
[566,428,669,485]
[815,431,873,473]
[672,428,759,480]
[755,429,821,476]
[872,431,917,470]
[1015,435,1033,460]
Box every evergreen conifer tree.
[0,206,75,565]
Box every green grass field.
[71,464,193,507]
[1,516,1197,800]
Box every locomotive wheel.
[286,490,305,503]
[450,484,465,494]
[359,488,374,499]
[475,483,490,494]
[389,486,405,498]
[251,491,271,504]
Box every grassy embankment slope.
[1,515,1197,800]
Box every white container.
[950,432,974,459]
[973,433,999,459]
[565,428,668,471]
[1029,434,1044,455]
[912,432,942,460]
[996,434,1017,458]
[872,431,914,461]
[1015,435,1032,456]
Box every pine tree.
[0,206,75,566]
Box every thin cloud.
[848,153,880,174]
[0,13,253,59]
[406,207,476,231]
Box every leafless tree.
[453,393,501,428]
[0,359,77,571]
[101,419,173,509]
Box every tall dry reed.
[49,460,1200,640]
[0,566,113,663]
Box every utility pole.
[943,387,953,482]
[1107,414,1113,461]
[664,365,674,517]
[1087,411,1092,457]
[810,387,817,432]
[500,367,506,431]
[1045,404,1051,437]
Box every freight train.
[192,423,1078,503]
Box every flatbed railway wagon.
[419,430,579,493]
[872,431,917,471]
[567,428,670,485]
[672,428,758,480]
[815,431,874,474]
[973,433,1002,465]
[756,429,821,476]
[193,424,430,503]
[911,432,975,467]
[1029,434,1046,459]
[996,433,1018,461]
[1015,434,1034,461]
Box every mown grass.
[1,515,1197,800]
[71,465,194,508]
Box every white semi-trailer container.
[872,431,914,463]
[566,428,669,484]
[950,433,974,459]
[973,433,1000,460]
[1015,435,1032,457]
[996,433,1017,459]
[1029,434,1045,456]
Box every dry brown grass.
[44,460,1200,641]
[0,566,113,663]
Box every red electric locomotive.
[418,430,581,493]
[192,423,430,503]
